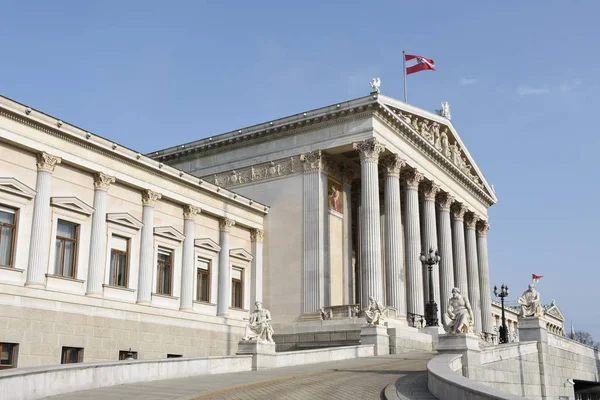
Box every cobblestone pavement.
[43,352,435,400]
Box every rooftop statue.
[442,287,474,334]
[370,77,381,94]
[364,296,385,325]
[242,301,275,343]
[436,101,451,120]
[518,284,543,317]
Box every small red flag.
[532,274,543,280]
[405,54,435,75]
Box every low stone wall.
[0,355,253,400]
[388,327,433,353]
[257,344,374,369]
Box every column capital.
[353,138,385,161]
[141,189,161,207]
[380,154,406,177]
[451,203,468,221]
[401,169,424,190]
[183,204,201,220]
[93,172,116,191]
[250,228,264,242]
[477,220,491,237]
[421,181,441,201]
[219,217,236,232]
[437,192,455,211]
[465,212,480,229]
[36,152,62,173]
[301,150,324,172]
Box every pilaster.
[180,205,200,310]
[217,217,235,316]
[137,189,161,304]
[250,228,264,307]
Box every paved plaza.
[43,352,435,400]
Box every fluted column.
[477,221,494,336]
[381,155,406,315]
[86,172,116,296]
[180,205,200,310]
[217,218,235,316]
[250,229,264,306]
[353,138,385,306]
[436,192,455,318]
[341,168,355,304]
[402,169,425,317]
[137,190,161,304]
[421,181,441,322]
[26,152,62,287]
[465,212,482,333]
[451,203,469,299]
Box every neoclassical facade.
[152,94,499,338]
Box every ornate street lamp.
[420,248,441,327]
[494,284,510,344]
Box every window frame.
[156,247,174,296]
[61,346,84,364]
[195,256,211,303]
[55,219,80,278]
[0,204,18,268]
[0,342,18,369]
[231,266,244,310]
[109,235,130,287]
[118,350,138,360]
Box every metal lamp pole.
[420,248,441,327]
[494,284,510,344]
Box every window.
[231,267,243,309]
[156,247,173,295]
[61,347,83,364]
[119,349,138,360]
[196,256,210,303]
[109,235,129,287]
[55,220,79,278]
[0,343,18,369]
[167,353,182,358]
[0,205,17,268]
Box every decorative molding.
[476,220,490,237]
[353,138,385,161]
[36,152,61,173]
[421,181,441,201]
[380,154,405,177]
[93,172,116,191]
[451,203,468,221]
[465,212,479,229]
[194,238,221,252]
[437,192,455,211]
[0,177,36,199]
[50,196,94,215]
[229,248,253,262]
[183,204,201,220]
[154,226,185,241]
[301,150,324,172]
[401,169,424,190]
[106,212,143,230]
[141,189,161,206]
[218,217,236,232]
[250,228,264,242]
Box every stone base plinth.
[420,326,445,345]
[517,316,547,343]
[236,340,276,356]
[360,324,389,356]
[436,333,480,353]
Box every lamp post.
[420,247,441,327]
[494,284,509,344]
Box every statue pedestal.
[436,333,481,378]
[236,340,276,356]
[420,326,445,345]
[517,316,547,343]
[360,325,389,356]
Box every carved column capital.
[477,220,491,237]
[250,228,264,242]
[451,203,468,221]
[183,204,201,220]
[301,150,324,172]
[141,189,161,207]
[219,217,236,232]
[353,138,385,162]
[421,181,441,201]
[93,172,116,191]
[401,169,424,190]
[36,152,62,173]
[465,212,480,229]
[437,192,455,211]
[380,154,406,177]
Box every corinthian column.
[436,192,455,318]
[465,212,482,333]
[477,221,494,336]
[250,229,264,306]
[451,203,469,299]
[381,154,406,315]
[137,189,161,304]
[341,167,355,305]
[421,181,441,322]
[86,172,116,296]
[217,217,235,316]
[353,138,385,306]
[180,205,200,310]
[402,169,425,317]
[26,152,62,287]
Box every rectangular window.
[196,256,210,303]
[55,220,79,278]
[109,235,129,287]
[231,267,243,309]
[61,347,83,364]
[156,247,173,295]
[0,343,18,369]
[0,205,17,268]
[167,353,182,358]
[118,350,138,360]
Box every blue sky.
[1,1,598,337]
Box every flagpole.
[403,50,407,102]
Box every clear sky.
[1,1,598,337]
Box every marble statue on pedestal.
[518,284,543,317]
[370,77,381,94]
[242,301,275,343]
[436,101,451,120]
[364,296,385,325]
[442,287,474,334]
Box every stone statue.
[364,296,385,325]
[518,284,543,317]
[370,77,381,94]
[436,101,451,120]
[320,307,332,320]
[441,130,450,158]
[242,301,275,343]
[442,288,474,334]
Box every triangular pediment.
[229,248,253,262]
[106,212,143,230]
[544,302,565,321]
[154,226,185,241]
[0,177,36,199]
[51,197,94,215]
[194,238,221,252]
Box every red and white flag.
[532,274,543,283]
[404,54,435,75]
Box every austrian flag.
[532,274,544,283]
[404,54,435,75]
